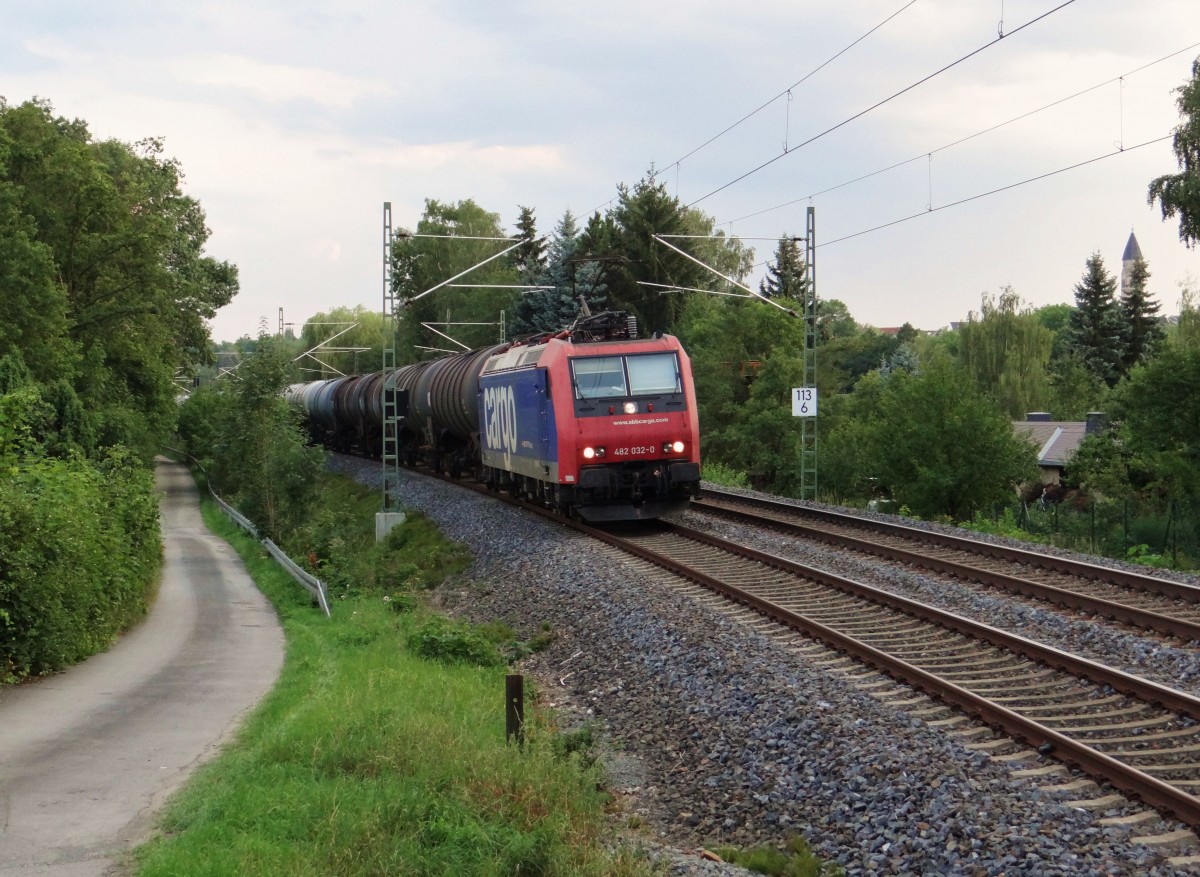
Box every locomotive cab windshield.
[571,352,683,407]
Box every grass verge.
[132,481,659,877]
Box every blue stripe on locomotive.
[479,368,558,475]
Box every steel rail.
[391,467,1200,824]
[693,494,1200,642]
[698,490,1200,600]
[572,517,1200,827]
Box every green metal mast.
[800,205,818,500]
[381,202,401,513]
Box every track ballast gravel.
[330,456,1192,876]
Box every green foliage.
[578,170,752,335]
[289,474,472,599]
[820,328,900,394]
[1114,342,1200,497]
[816,299,858,344]
[960,506,1045,543]
[713,835,844,876]
[551,724,598,768]
[760,236,808,300]
[701,461,752,489]
[1046,352,1108,420]
[511,204,547,278]
[298,304,385,376]
[1063,432,1135,499]
[958,287,1053,418]
[0,447,161,680]
[392,198,517,357]
[407,616,507,667]
[0,99,238,461]
[1120,257,1165,370]
[852,355,1038,520]
[1148,55,1200,248]
[510,209,606,337]
[178,339,322,541]
[677,293,810,492]
[1064,253,1126,387]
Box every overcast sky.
[5,1,1199,342]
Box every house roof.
[1012,420,1089,468]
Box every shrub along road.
[0,459,284,877]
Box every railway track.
[385,464,1200,844]
[550,513,1200,835]
[692,488,1200,643]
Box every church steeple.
[1121,230,1142,296]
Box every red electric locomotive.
[478,312,701,521]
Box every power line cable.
[720,40,1200,227]
[819,134,1171,248]
[686,0,1080,209]
[665,0,918,171]
[582,2,918,220]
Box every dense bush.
[0,448,161,680]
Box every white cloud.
[171,54,392,108]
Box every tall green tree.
[511,205,546,279]
[1115,342,1200,497]
[676,292,807,479]
[1063,253,1125,387]
[855,354,1037,520]
[1120,257,1165,370]
[578,171,750,336]
[298,305,384,377]
[182,339,322,541]
[509,210,607,337]
[1176,275,1200,350]
[0,98,237,458]
[817,299,858,343]
[958,288,1053,418]
[391,199,517,358]
[1148,56,1200,248]
[759,235,808,300]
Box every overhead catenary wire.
[719,41,1200,227]
[819,134,1171,248]
[664,0,918,172]
[583,2,918,220]
[685,0,1080,209]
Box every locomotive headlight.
[583,446,596,459]
[623,402,638,414]
[671,440,685,453]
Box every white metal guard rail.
[163,448,331,617]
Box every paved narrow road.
[0,459,285,876]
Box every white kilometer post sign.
[791,387,817,417]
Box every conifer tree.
[508,210,607,337]
[512,205,546,279]
[759,235,808,300]
[1120,257,1164,371]
[1064,253,1126,387]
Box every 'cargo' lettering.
[484,385,518,465]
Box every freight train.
[286,311,702,522]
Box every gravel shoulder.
[333,457,1197,877]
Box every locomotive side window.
[572,356,628,399]
[627,353,680,396]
